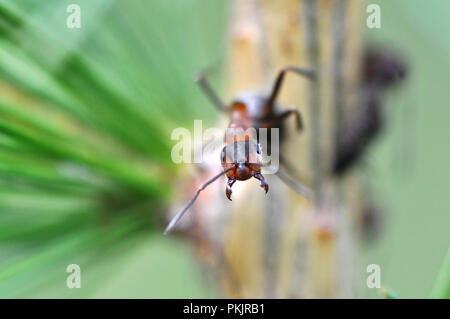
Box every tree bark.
[190,0,365,298]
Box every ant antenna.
[195,72,229,113]
[266,66,316,107]
[164,168,233,235]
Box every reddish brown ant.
[164,66,315,234]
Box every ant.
[332,48,408,175]
[164,66,316,234]
[331,47,408,243]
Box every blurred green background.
[0,0,447,298]
[362,0,449,298]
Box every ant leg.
[272,106,303,131]
[275,168,311,199]
[226,178,236,201]
[266,66,316,107]
[195,72,229,113]
[254,173,269,194]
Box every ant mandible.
[164,66,316,234]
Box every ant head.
[220,140,263,181]
[363,48,408,88]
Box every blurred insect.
[332,48,408,175]
[164,66,316,234]
[360,199,385,243]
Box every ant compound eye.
[256,144,261,154]
[221,148,226,162]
